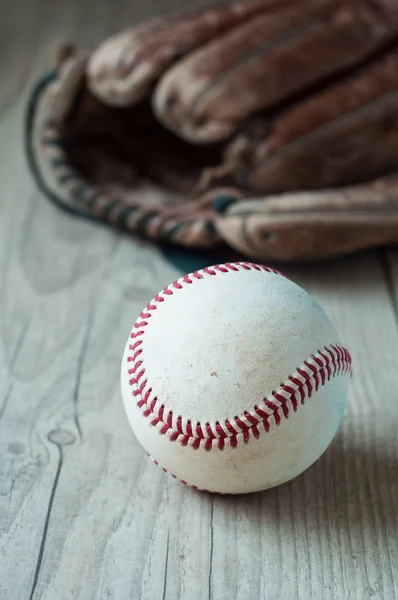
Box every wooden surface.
[1,1,398,598]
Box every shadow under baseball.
[210,430,398,537]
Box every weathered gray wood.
[0,2,397,599]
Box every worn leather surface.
[120,266,350,493]
[29,0,398,261]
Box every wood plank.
[0,1,397,599]
[283,255,398,600]
[0,2,181,599]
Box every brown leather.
[217,176,398,260]
[88,0,278,106]
[28,0,398,262]
[235,46,398,192]
[153,0,398,143]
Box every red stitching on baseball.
[192,438,201,449]
[205,439,212,451]
[132,368,145,384]
[235,416,246,432]
[130,330,144,339]
[273,392,287,406]
[273,409,281,426]
[298,368,313,398]
[125,263,352,452]
[196,422,205,439]
[131,349,143,362]
[176,416,184,434]
[244,412,258,426]
[215,422,224,437]
[230,436,238,448]
[281,403,289,419]
[255,406,268,419]
[205,423,215,438]
[128,359,142,375]
[225,420,238,436]
[252,424,260,438]
[225,262,239,271]
[319,350,332,380]
[133,380,147,397]
[326,346,338,375]
[264,399,277,412]
[283,385,297,411]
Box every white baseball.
[121,262,351,494]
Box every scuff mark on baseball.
[120,263,352,494]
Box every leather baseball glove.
[26,0,398,261]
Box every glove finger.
[35,52,224,248]
[154,0,398,143]
[233,45,398,193]
[87,0,273,106]
[215,176,398,261]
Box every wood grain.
[0,2,397,599]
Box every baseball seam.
[126,262,352,451]
[148,453,229,494]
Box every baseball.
[121,262,351,494]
